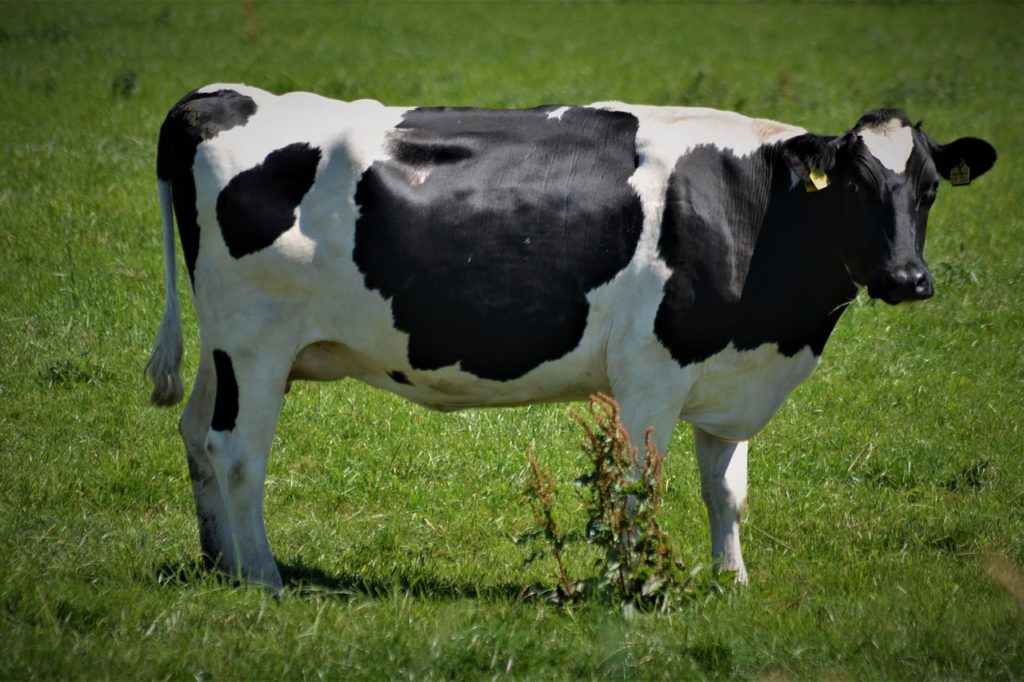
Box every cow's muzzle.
[871,264,934,304]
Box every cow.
[146,84,996,590]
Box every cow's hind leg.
[694,427,749,585]
[180,350,234,571]
[202,347,289,590]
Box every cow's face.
[782,110,996,304]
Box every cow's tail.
[145,178,185,406]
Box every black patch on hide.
[352,105,644,381]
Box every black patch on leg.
[216,143,322,258]
[156,89,258,285]
[353,106,644,381]
[211,349,239,432]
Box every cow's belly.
[284,216,631,410]
[289,335,610,411]
[680,343,819,441]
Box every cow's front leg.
[694,427,749,585]
[610,388,684,549]
[617,398,680,466]
[203,348,288,591]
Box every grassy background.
[2,1,1023,678]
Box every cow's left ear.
[933,137,997,186]
[780,133,839,187]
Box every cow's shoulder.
[647,106,852,370]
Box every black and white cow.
[146,84,996,589]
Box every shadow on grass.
[150,557,224,589]
[148,556,535,604]
[281,557,532,602]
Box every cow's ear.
[933,137,997,186]
[780,133,838,187]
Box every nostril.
[912,270,934,298]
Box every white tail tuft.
[145,179,185,406]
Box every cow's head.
[782,110,996,304]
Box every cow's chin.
[867,285,903,305]
[866,283,928,306]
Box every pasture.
[2,1,1023,678]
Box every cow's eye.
[919,184,938,210]
[846,181,860,193]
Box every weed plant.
[520,394,725,614]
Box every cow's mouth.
[868,276,935,305]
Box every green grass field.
[2,1,1023,678]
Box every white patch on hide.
[858,119,913,173]
[546,106,570,120]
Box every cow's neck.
[653,145,859,367]
[749,150,860,355]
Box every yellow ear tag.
[949,159,971,187]
[805,167,830,192]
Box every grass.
[1,0,1023,678]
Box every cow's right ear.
[780,133,839,188]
